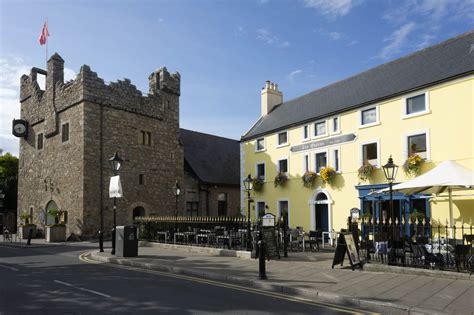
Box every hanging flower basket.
[320,167,336,184]
[252,177,264,192]
[301,171,317,188]
[274,172,288,187]
[358,163,374,181]
[403,154,423,176]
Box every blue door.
[316,204,329,232]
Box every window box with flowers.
[320,167,336,185]
[252,177,264,192]
[301,171,317,188]
[274,172,288,187]
[403,154,424,176]
[358,163,374,182]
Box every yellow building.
[241,31,473,235]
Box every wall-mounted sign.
[290,133,357,153]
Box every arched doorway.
[45,200,58,225]
[315,193,329,232]
[132,207,145,221]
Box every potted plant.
[320,167,336,185]
[18,213,36,240]
[360,212,372,223]
[274,172,288,187]
[403,154,424,176]
[46,208,66,242]
[358,163,374,182]
[252,177,264,192]
[409,211,425,224]
[301,171,317,188]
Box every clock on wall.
[12,119,28,138]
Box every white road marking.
[53,280,111,298]
[0,264,19,271]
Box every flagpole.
[46,17,48,67]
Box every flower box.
[18,225,36,240]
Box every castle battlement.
[20,53,180,128]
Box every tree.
[0,153,19,212]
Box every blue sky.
[1,0,472,156]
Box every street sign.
[109,175,123,198]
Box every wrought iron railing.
[358,217,473,273]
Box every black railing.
[359,218,474,273]
[135,216,256,251]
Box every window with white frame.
[278,159,288,173]
[332,148,340,172]
[256,138,265,151]
[405,94,426,115]
[407,133,427,159]
[277,131,288,146]
[332,117,340,133]
[315,152,327,173]
[256,201,266,218]
[303,154,310,172]
[314,121,326,137]
[361,142,379,167]
[302,125,310,141]
[360,107,378,126]
[256,163,265,180]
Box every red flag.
[39,22,49,45]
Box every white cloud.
[256,28,290,48]
[347,40,359,46]
[0,56,76,156]
[302,0,362,18]
[383,0,474,52]
[377,22,416,60]
[288,69,303,82]
[328,32,343,40]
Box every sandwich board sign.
[332,233,362,270]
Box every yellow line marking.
[79,251,377,314]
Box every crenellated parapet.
[19,53,181,128]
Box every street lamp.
[382,156,398,240]
[173,180,181,232]
[109,152,123,255]
[243,174,254,251]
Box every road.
[0,242,368,314]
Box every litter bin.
[115,225,138,257]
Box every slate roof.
[180,129,240,186]
[242,31,474,141]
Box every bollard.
[26,228,33,246]
[283,215,288,258]
[111,227,116,255]
[98,230,104,252]
[258,240,267,280]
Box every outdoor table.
[156,231,168,243]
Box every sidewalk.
[88,243,474,315]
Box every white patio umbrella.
[370,160,474,234]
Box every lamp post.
[382,156,399,240]
[243,174,254,251]
[109,152,123,255]
[173,180,181,233]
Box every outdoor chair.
[455,244,471,272]
[306,230,321,252]
[289,229,303,251]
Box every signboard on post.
[109,175,123,198]
[261,227,280,260]
[262,213,275,227]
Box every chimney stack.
[261,80,283,116]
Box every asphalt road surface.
[0,242,368,314]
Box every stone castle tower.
[18,53,184,238]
